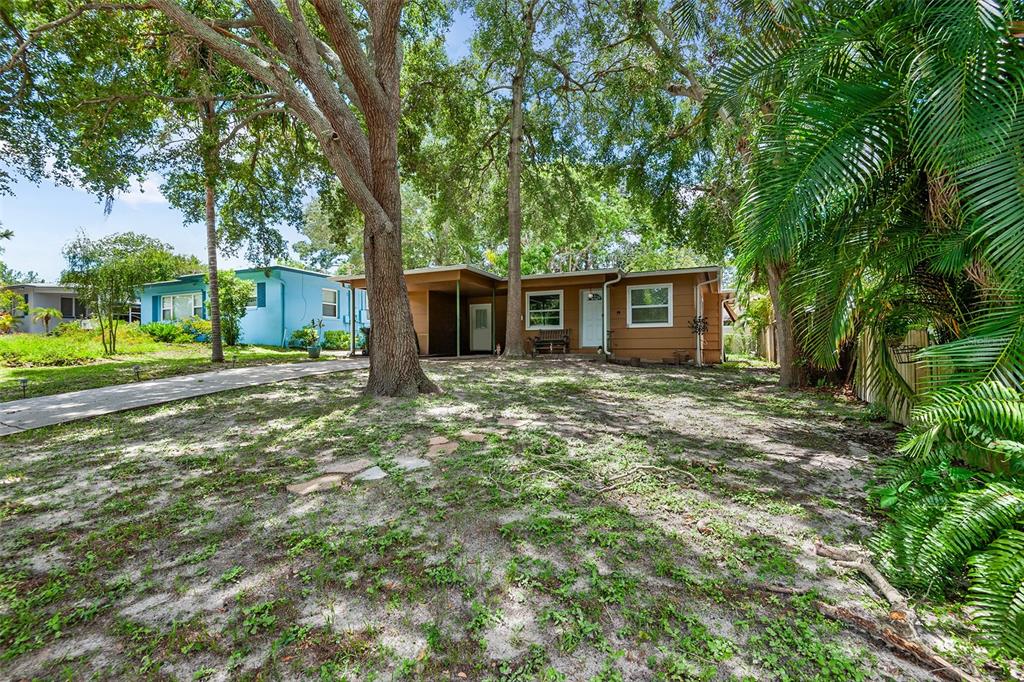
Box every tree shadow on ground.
[0,359,963,681]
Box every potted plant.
[302,318,325,358]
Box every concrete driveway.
[0,358,369,436]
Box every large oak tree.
[3,0,439,396]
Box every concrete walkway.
[0,358,369,436]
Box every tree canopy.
[61,232,199,353]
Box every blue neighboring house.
[139,265,369,347]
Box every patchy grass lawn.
[0,343,325,402]
[0,359,1004,680]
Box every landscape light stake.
[17,378,28,399]
[132,365,142,381]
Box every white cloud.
[117,176,167,206]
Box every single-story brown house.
[333,265,734,364]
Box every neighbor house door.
[580,289,604,347]
[469,303,492,352]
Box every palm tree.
[29,307,62,334]
[711,0,1024,655]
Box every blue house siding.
[140,266,368,347]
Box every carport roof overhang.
[332,264,502,297]
[331,264,723,293]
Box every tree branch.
[0,2,154,75]
[308,0,387,115]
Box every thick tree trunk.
[765,260,803,387]
[201,100,224,363]
[362,216,434,396]
[361,9,436,397]
[503,67,527,358]
[149,0,433,395]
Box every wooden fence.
[757,325,778,364]
[854,329,931,425]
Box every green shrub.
[181,318,212,341]
[52,322,91,338]
[291,325,320,348]
[870,381,1024,657]
[322,330,351,350]
[140,319,212,344]
[208,271,254,346]
[140,322,190,343]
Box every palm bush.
[705,0,1024,657]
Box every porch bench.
[532,329,571,356]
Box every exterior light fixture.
[132,365,142,381]
[16,378,28,399]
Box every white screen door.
[580,289,604,347]
[469,303,492,352]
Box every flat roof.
[334,264,722,284]
[3,282,75,290]
[236,264,332,278]
[332,263,499,282]
[521,268,619,280]
[144,265,336,288]
[622,266,721,278]
[143,273,206,286]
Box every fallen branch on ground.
[533,461,700,495]
[813,602,980,682]
[814,541,980,682]
[596,465,701,493]
[815,541,918,636]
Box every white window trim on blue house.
[161,292,203,321]
[321,288,339,318]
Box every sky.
[0,11,475,283]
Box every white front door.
[469,303,492,352]
[580,289,604,348]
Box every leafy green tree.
[3,3,314,364]
[466,0,619,356]
[29,307,62,335]
[2,1,450,396]
[61,233,200,354]
[207,270,254,346]
[713,0,1024,653]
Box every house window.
[627,284,673,328]
[322,288,339,318]
[161,292,203,321]
[526,290,563,330]
[13,293,28,317]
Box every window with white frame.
[161,292,203,321]
[525,290,563,330]
[321,288,339,318]
[627,284,673,327]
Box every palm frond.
[968,527,1024,656]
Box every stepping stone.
[322,458,373,475]
[426,441,458,458]
[287,474,346,496]
[395,456,431,471]
[428,435,450,446]
[460,431,486,443]
[353,466,388,482]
